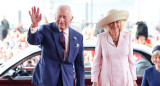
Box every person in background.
[95,15,105,36]
[91,9,137,86]
[95,24,104,36]
[82,24,95,40]
[16,23,25,34]
[27,5,84,86]
[135,22,152,47]
[1,16,9,40]
[141,45,160,86]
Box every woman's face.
[108,20,120,32]
[153,54,160,67]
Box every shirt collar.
[59,28,69,35]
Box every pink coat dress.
[91,31,137,86]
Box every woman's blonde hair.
[104,20,126,32]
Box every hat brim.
[97,9,129,28]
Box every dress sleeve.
[128,33,137,80]
[91,35,102,82]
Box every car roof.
[132,42,152,56]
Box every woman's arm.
[92,82,98,86]
[91,35,102,83]
[133,80,137,86]
[128,33,137,80]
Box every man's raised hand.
[29,6,42,28]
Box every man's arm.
[27,25,44,45]
[27,6,43,45]
[74,36,85,86]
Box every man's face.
[55,7,73,31]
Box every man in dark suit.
[1,16,9,40]
[27,5,85,86]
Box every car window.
[1,52,41,79]
[23,55,40,67]
[133,51,152,76]
[83,48,94,76]
[84,49,95,67]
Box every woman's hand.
[29,6,42,28]
[133,80,138,86]
[92,82,98,86]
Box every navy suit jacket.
[27,22,85,86]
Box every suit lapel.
[107,32,115,46]
[106,31,125,48]
[117,32,125,48]
[67,28,76,61]
[51,23,63,59]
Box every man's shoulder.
[40,22,58,31]
[70,27,83,36]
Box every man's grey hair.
[55,5,73,18]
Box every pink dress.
[91,31,137,86]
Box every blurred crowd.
[0,16,29,65]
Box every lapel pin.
[73,37,77,40]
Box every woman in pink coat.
[91,9,137,86]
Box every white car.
[0,43,153,86]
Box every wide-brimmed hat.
[97,9,129,28]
